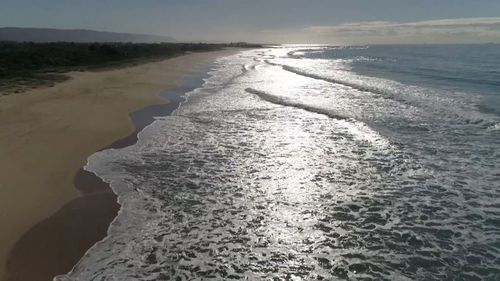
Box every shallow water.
[58,45,500,280]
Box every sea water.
[57,45,500,280]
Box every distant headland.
[0,27,176,43]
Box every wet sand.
[0,49,239,281]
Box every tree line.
[0,42,260,78]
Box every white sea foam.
[57,47,500,281]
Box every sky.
[1,0,500,44]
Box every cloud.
[258,18,500,44]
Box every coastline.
[0,49,239,281]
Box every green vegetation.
[0,41,260,94]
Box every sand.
[0,49,238,281]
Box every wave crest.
[245,88,349,120]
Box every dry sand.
[0,49,238,281]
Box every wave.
[487,122,500,131]
[273,62,409,103]
[242,63,258,72]
[245,87,392,148]
[245,88,349,120]
[245,87,391,148]
[264,59,402,100]
[265,60,500,129]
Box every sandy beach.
[0,49,237,281]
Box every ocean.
[58,45,500,280]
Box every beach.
[56,46,500,280]
[0,49,237,281]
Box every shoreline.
[0,42,256,97]
[1,49,239,281]
[63,61,214,280]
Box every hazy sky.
[2,0,500,44]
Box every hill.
[0,27,176,43]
